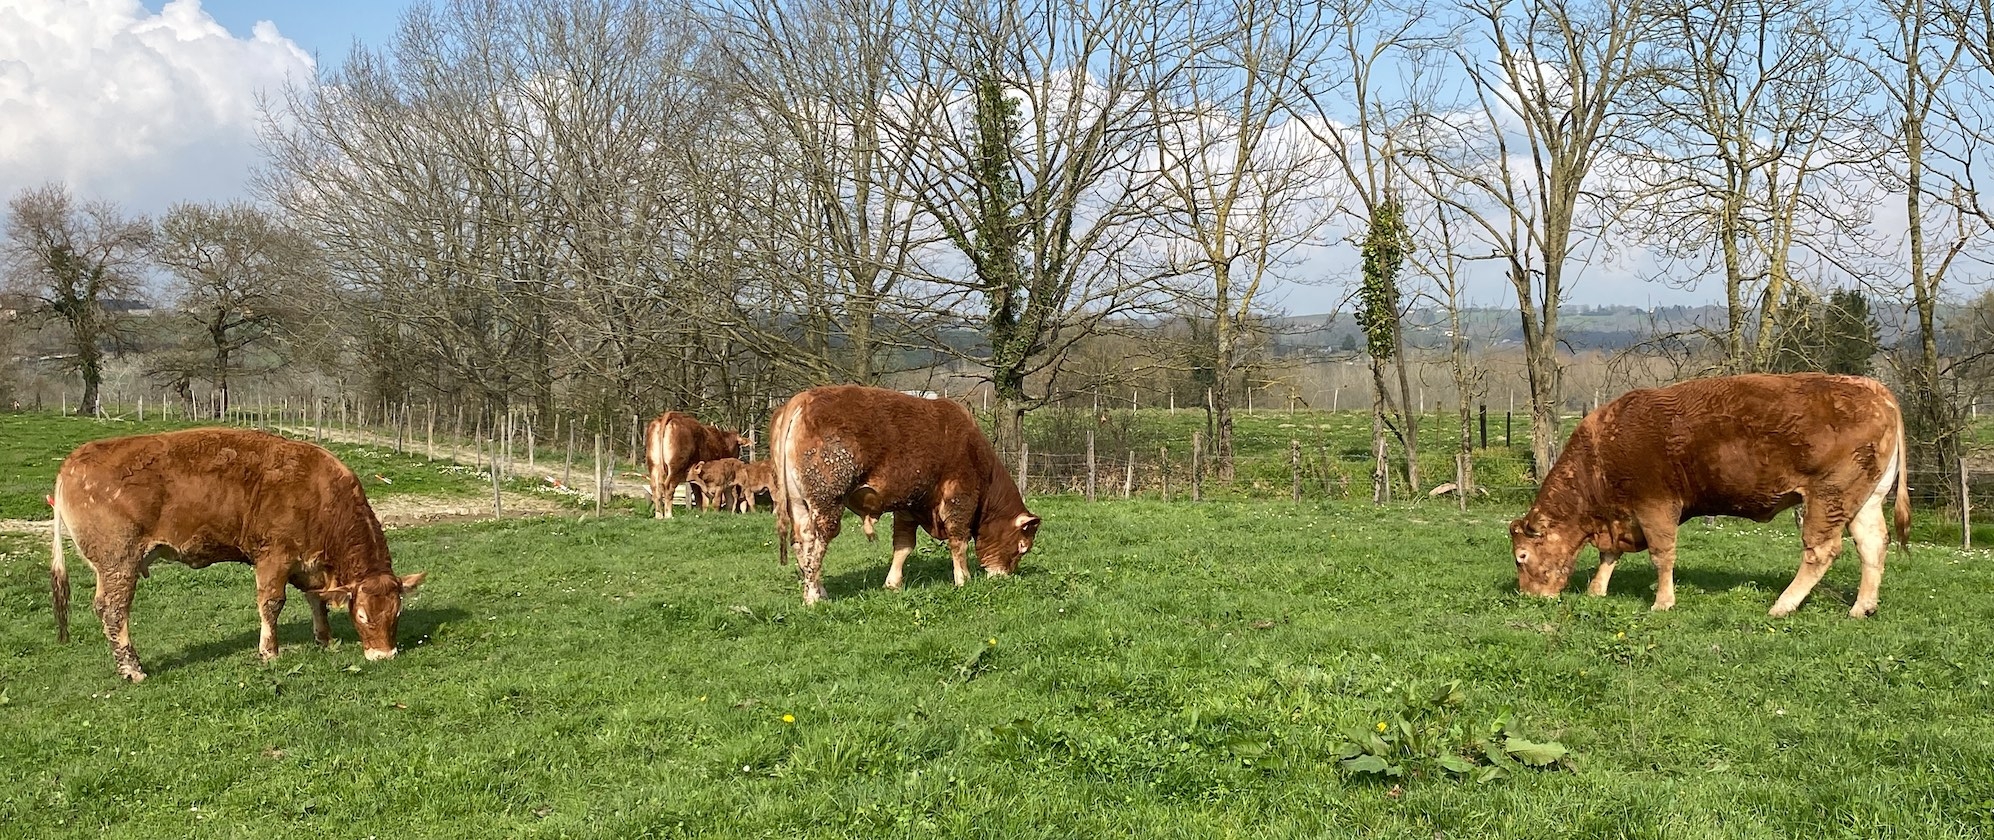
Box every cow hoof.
[119,669,147,683]
[1768,602,1797,618]
[1650,599,1675,612]
[1849,603,1877,619]
[258,650,279,662]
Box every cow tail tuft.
[50,488,70,643]
[1894,410,1911,555]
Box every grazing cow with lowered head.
[643,411,745,518]
[1511,373,1909,617]
[770,385,1041,605]
[50,428,427,681]
[735,460,775,513]
[688,458,747,512]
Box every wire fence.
[33,395,1994,548]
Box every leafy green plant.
[1334,679,1568,783]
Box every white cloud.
[0,0,313,215]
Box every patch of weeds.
[1334,679,1568,783]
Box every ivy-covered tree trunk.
[1359,198,1410,503]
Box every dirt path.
[0,426,663,536]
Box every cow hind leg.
[797,511,840,605]
[1847,494,1889,618]
[1587,551,1621,597]
[1770,502,1847,618]
[89,563,146,682]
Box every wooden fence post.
[564,418,576,489]
[1964,458,1973,550]
[630,414,641,471]
[1124,452,1134,499]
[594,433,605,516]
[527,416,536,472]
[427,403,436,462]
[1192,431,1203,502]
[1291,439,1302,502]
[1018,441,1031,499]
[490,436,503,519]
[1086,430,1097,502]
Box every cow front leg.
[948,537,972,588]
[1772,502,1847,617]
[1643,520,1680,611]
[884,514,918,591]
[304,592,332,646]
[93,568,146,682]
[255,565,287,661]
[1587,550,1620,597]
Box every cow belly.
[1682,490,1802,523]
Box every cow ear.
[313,583,357,609]
[1509,518,1530,539]
[399,572,427,593]
[1015,513,1041,533]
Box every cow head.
[317,572,427,660]
[1509,513,1581,597]
[977,511,1042,575]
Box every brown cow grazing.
[49,428,428,681]
[643,412,745,518]
[770,385,1041,605]
[688,458,747,512]
[1510,373,1909,617]
[734,460,775,513]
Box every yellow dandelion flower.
[1375,721,1389,732]
[987,637,998,646]
[782,714,795,724]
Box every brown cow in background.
[643,412,744,518]
[50,428,427,681]
[1511,373,1909,617]
[688,458,746,512]
[770,385,1040,605]
[734,460,775,512]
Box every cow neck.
[1534,421,1601,525]
[324,477,395,584]
[974,452,1028,555]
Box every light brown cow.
[735,460,775,513]
[688,458,746,512]
[643,411,745,518]
[1510,373,1909,617]
[770,385,1041,605]
[50,428,427,681]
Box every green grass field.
[1,413,1992,838]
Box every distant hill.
[1267,303,1919,357]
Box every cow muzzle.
[364,647,399,661]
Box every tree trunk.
[1370,357,1391,504]
[1213,319,1238,482]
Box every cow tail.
[50,488,70,643]
[1893,410,1911,554]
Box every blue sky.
[147,0,411,69]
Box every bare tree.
[1631,0,1873,372]
[1290,0,1446,498]
[153,202,314,416]
[1867,0,1975,484]
[890,0,1181,452]
[707,0,944,387]
[1143,0,1337,480]
[1,183,152,416]
[1408,0,1660,477]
